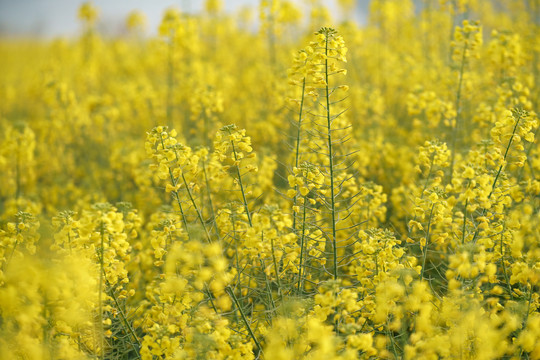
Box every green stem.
[449,39,468,180]
[170,146,212,242]
[259,254,277,322]
[471,109,523,243]
[387,324,400,359]
[98,222,105,360]
[297,196,308,294]
[324,33,338,280]
[519,287,534,358]
[170,181,190,237]
[462,198,468,244]
[232,212,242,290]
[292,78,307,232]
[499,223,513,298]
[421,203,435,280]
[270,235,284,302]
[15,137,21,203]
[106,283,142,358]
[488,111,522,199]
[230,139,252,227]
[226,286,263,355]
[202,160,220,238]
[205,284,219,314]
[180,171,212,243]
[159,137,190,237]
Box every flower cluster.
[451,20,483,62]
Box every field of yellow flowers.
[1,0,539,358]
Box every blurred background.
[0,0,372,38]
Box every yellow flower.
[78,2,98,24]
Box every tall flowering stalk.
[449,20,482,178]
[146,126,213,243]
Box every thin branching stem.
[449,40,468,180]
[421,203,435,280]
[98,221,105,360]
[324,31,338,280]
[230,138,253,227]
[179,171,212,243]
[270,235,284,302]
[293,78,307,231]
[159,136,190,237]
[202,160,220,238]
[226,286,263,356]
[105,280,142,358]
[471,110,523,243]
[297,196,308,294]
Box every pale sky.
[0,0,370,38]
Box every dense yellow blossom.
[1,1,539,359]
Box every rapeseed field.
[0,0,539,358]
